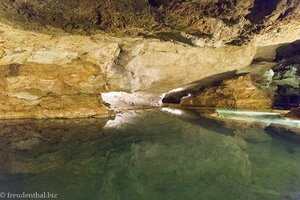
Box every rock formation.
[1,0,300,46]
[272,41,300,109]
[0,0,300,118]
[181,75,273,110]
[168,38,300,112]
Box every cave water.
[1,0,300,199]
[1,109,300,200]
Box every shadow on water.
[167,108,236,137]
[265,124,300,143]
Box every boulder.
[181,75,272,110]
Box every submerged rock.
[13,138,43,151]
[2,110,300,199]
[0,110,255,199]
[265,124,300,141]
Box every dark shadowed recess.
[275,40,300,61]
[162,71,239,104]
[273,40,300,109]
[245,0,278,24]
[148,0,164,7]
[138,32,195,46]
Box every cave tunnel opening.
[101,91,161,112]
[274,94,300,110]
[160,71,300,111]
[160,71,240,106]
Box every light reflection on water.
[0,109,300,200]
[216,109,300,128]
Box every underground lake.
[1,0,300,199]
[0,108,300,200]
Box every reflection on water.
[0,109,300,200]
[217,109,300,128]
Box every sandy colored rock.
[0,22,263,119]
[0,0,299,118]
[0,55,111,118]
[1,61,107,97]
[0,94,110,119]
[0,22,259,94]
[0,94,109,119]
[0,0,300,47]
[181,75,272,110]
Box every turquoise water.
[0,109,300,200]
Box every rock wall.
[178,51,300,111]
[169,40,300,111]
[0,0,300,118]
[0,22,260,119]
[0,61,110,119]
[0,23,258,93]
[181,75,272,110]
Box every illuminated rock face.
[0,94,109,119]
[0,23,258,118]
[176,41,300,110]
[0,22,258,93]
[0,47,112,119]
[0,0,300,118]
[181,75,272,110]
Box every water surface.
[0,109,300,200]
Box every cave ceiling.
[0,0,300,46]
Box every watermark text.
[0,192,58,199]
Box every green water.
[0,109,300,200]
